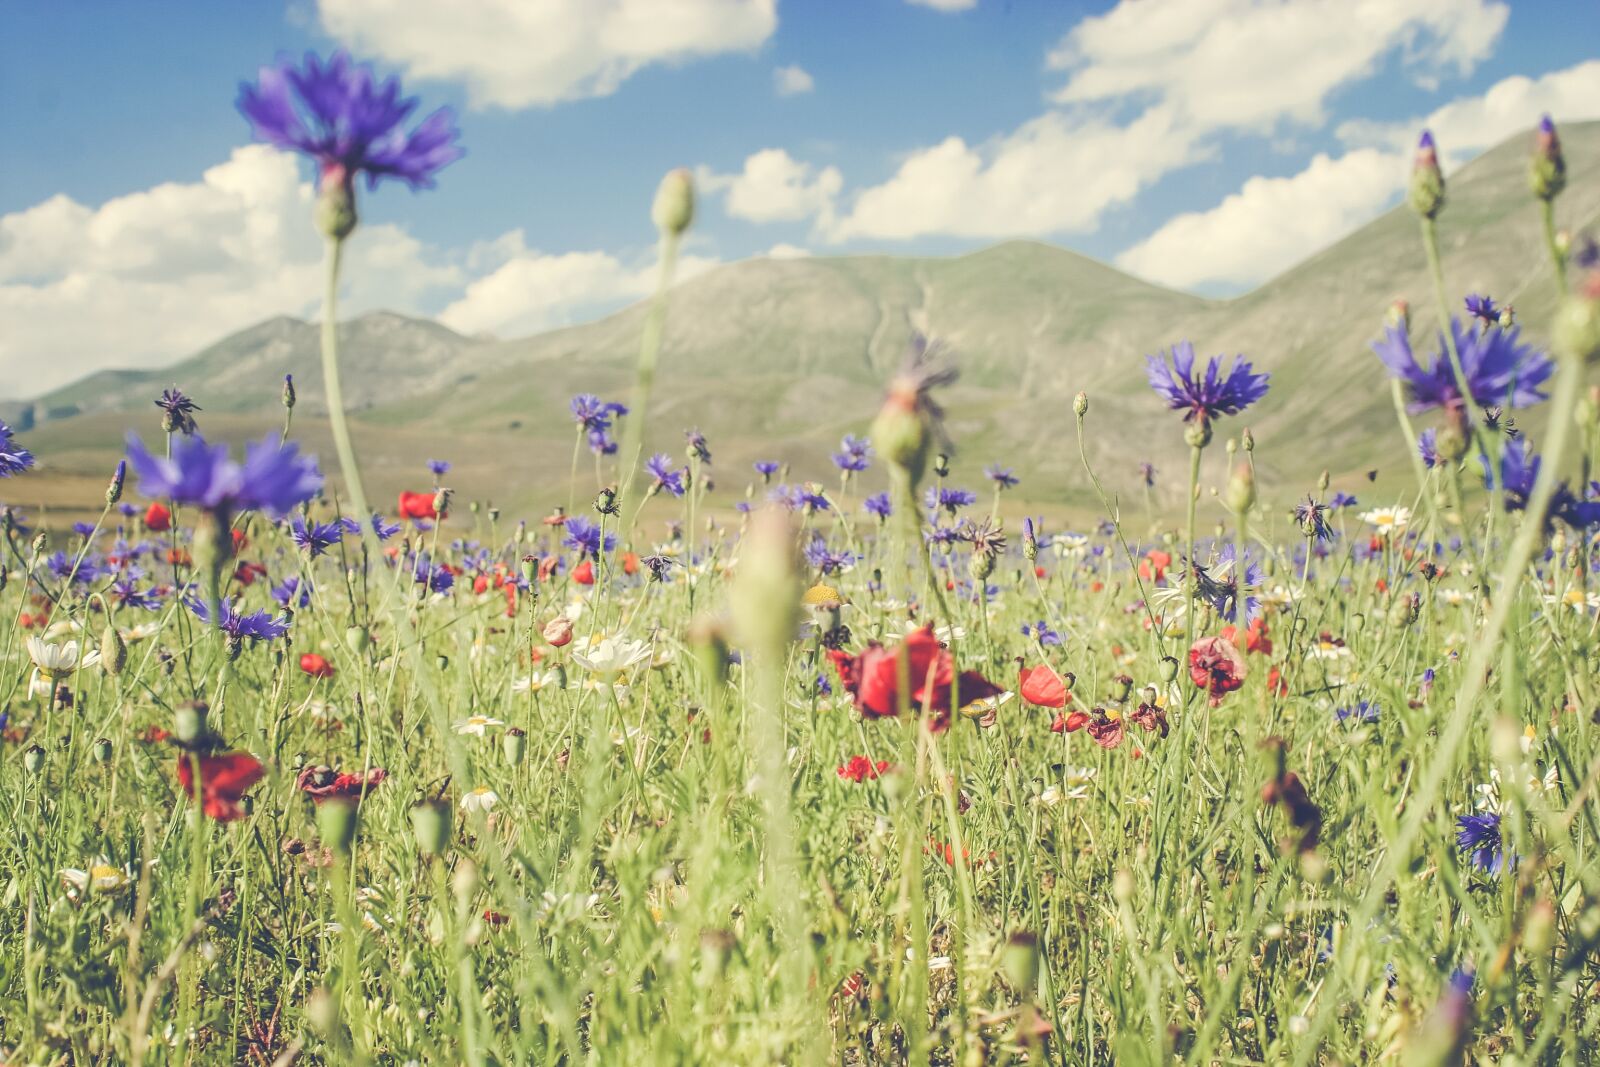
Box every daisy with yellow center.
[461,786,500,814]
[60,861,132,899]
[453,715,505,736]
[1359,506,1411,535]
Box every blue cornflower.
[1335,701,1379,724]
[815,673,832,697]
[428,459,451,477]
[1138,461,1157,487]
[1185,542,1263,624]
[770,484,830,513]
[72,522,98,538]
[186,597,290,644]
[237,51,463,191]
[289,515,344,557]
[1293,496,1335,543]
[562,516,615,557]
[47,551,105,585]
[1418,428,1440,469]
[1373,317,1553,415]
[645,453,687,498]
[125,434,322,519]
[1463,294,1499,325]
[154,388,201,436]
[370,513,402,540]
[0,421,35,477]
[570,395,627,457]
[1455,812,1509,875]
[1021,620,1063,647]
[418,564,454,595]
[1146,342,1269,426]
[1488,437,1600,529]
[924,486,977,515]
[1330,492,1358,509]
[984,464,1019,489]
[831,434,873,474]
[271,575,311,609]
[111,578,164,612]
[753,460,781,481]
[803,533,856,576]
[863,492,892,520]
[684,428,711,464]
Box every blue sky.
[2,0,1597,395]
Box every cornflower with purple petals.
[753,460,780,482]
[186,597,291,644]
[645,453,687,498]
[1330,492,1358,509]
[237,51,463,195]
[290,515,344,557]
[984,464,1019,489]
[1418,428,1441,469]
[770,484,831,513]
[1488,437,1600,529]
[1021,620,1063,647]
[1184,542,1264,624]
[1463,293,1499,325]
[1335,701,1379,724]
[154,389,201,436]
[1145,342,1269,427]
[684,429,712,464]
[125,434,322,520]
[1456,812,1509,875]
[803,533,856,576]
[924,486,977,515]
[111,578,164,612]
[1138,461,1157,487]
[428,459,451,477]
[1294,496,1335,543]
[370,513,402,540]
[1372,317,1553,415]
[272,576,311,609]
[831,434,873,474]
[570,395,627,456]
[863,492,892,520]
[562,516,615,557]
[0,422,35,477]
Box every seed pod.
[101,624,127,676]
[411,799,453,856]
[651,168,696,237]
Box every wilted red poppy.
[1086,713,1125,749]
[143,502,171,532]
[542,616,574,647]
[300,653,335,679]
[398,490,444,521]
[296,764,386,803]
[826,624,1002,731]
[1189,635,1247,705]
[176,752,265,822]
[1018,662,1071,709]
[571,559,595,585]
[537,556,560,582]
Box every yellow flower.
[802,583,844,609]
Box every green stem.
[616,232,682,523]
[318,236,373,562]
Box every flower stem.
[617,232,682,525]
[318,236,373,554]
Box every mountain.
[14,122,1600,524]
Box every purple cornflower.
[1293,496,1335,543]
[562,516,615,557]
[1455,812,1508,875]
[1330,492,1358,509]
[753,460,781,481]
[863,492,892,520]
[831,434,873,474]
[1146,342,1269,426]
[803,533,856,576]
[770,484,830,513]
[419,563,454,595]
[272,575,311,609]
[1021,620,1063,647]
[1463,293,1499,326]
[238,51,463,192]
[125,434,322,519]
[1138,461,1156,487]
[154,388,201,436]
[289,515,344,557]
[984,464,1019,489]
[186,596,290,644]
[924,486,977,515]
[684,428,712,464]
[428,459,451,477]
[72,522,98,539]
[1372,317,1553,415]
[370,513,402,540]
[1418,428,1440,469]
[0,422,35,477]
[1185,542,1263,624]
[645,453,687,498]
[1487,437,1600,529]
[111,577,164,612]
[1335,701,1379,724]
[570,395,627,455]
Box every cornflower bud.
[1408,130,1445,220]
[106,460,126,506]
[1529,115,1566,201]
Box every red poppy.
[1219,617,1272,656]
[1051,709,1090,733]
[826,625,1003,731]
[296,764,386,803]
[1034,566,1046,579]
[398,490,444,521]
[1266,666,1289,698]
[1188,635,1247,706]
[1018,662,1071,709]
[1138,549,1172,583]
[231,529,250,553]
[472,574,491,595]
[165,548,192,567]
[299,653,335,679]
[175,752,265,822]
[836,755,891,782]
[143,502,171,532]
[234,561,269,587]
[622,552,639,576]
[571,559,595,585]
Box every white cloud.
[827,105,1199,241]
[0,147,462,395]
[773,64,814,96]
[1049,0,1507,133]
[698,149,843,227]
[1116,148,1403,289]
[1337,58,1600,160]
[906,0,978,10]
[437,231,719,337]
[318,0,777,109]
[764,243,811,259]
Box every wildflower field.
[5,50,1600,1067]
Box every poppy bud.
[23,744,45,774]
[101,623,127,676]
[315,163,358,239]
[31,531,48,555]
[282,374,296,411]
[451,856,478,905]
[1318,469,1330,492]
[521,555,538,584]
[968,550,995,582]
[503,727,527,765]
[872,384,930,485]
[410,799,452,856]
[1000,931,1040,991]
[1241,427,1255,453]
[1408,130,1445,220]
[1073,391,1088,417]
[432,488,452,520]
[175,702,208,745]
[1529,115,1566,202]
[1224,462,1255,514]
[1022,518,1038,562]
[730,509,801,656]
[317,797,358,857]
[543,616,574,647]
[1552,281,1600,366]
[106,459,126,506]
[933,453,950,479]
[92,737,114,763]
[651,168,696,237]
[488,506,500,523]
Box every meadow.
[2,51,1600,1067]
